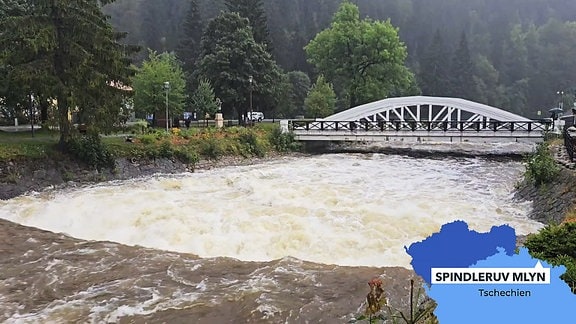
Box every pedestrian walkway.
[0,125,42,133]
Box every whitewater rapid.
[0,154,542,268]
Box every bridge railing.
[290,120,552,133]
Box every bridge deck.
[290,120,551,142]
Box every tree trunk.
[38,94,49,124]
[57,94,71,148]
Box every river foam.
[0,154,542,268]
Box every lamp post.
[164,81,170,133]
[29,93,34,137]
[216,97,222,113]
[557,90,565,110]
[249,75,253,125]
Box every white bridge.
[289,96,551,143]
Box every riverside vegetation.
[0,123,301,173]
[521,140,576,294]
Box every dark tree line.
[103,0,576,117]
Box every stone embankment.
[514,144,576,224]
[0,152,303,200]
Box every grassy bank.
[0,123,301,169]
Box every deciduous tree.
[132,51,186,124]
[305,1,415,109]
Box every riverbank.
[0,138,538,201]
[0,124,305,200]
[0,151,309,200]
[514,143,576,224]
[0,142,554,322]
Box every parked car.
[248,111,264,122]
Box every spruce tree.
[0,0,138,145]
[418,29,451,97]
[195,12,281,124]
[177,0,204,75]
[449,32,477,100]
[225,0,273,53]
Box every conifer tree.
[305,75,336,118]
[418,29,451,97]
[449,32,477,100]
[195,12,281,124]
[225,0,273,53]
[0,0,138,145]
[177,0,204,75]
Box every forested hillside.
[103,0,576,117]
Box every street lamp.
[29,93,35,137]
[557,90,565,110]
[164,81,170,132]
[249,75,253,125]
[216,97,222,112]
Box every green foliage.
[238,131,267,158]
[158,140,175,158]
[305,75,336,118]
[282,71,311,118]
[269,126,300,152]
[132,50,187,120]
[225,0,272,52]
[191,78,219,119]
[0,0,137,144]
[177,0,203,77]
[448,32,476,100]
[102,0,576,117]
[525,222,576,293]
[199,137,225,160]
[418,29,451,97]
[524,142,560,186]
[195,12,282,122]
[67,134,116,171]
[174,148,200,165]
[305,1,415,108]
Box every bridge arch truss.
[324,96,533,124]
[289,96,550,141]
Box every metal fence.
[290,120,552,133]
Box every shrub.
[158,140,175,158]
[524,142,560,186]
[67,134,116,171]
[174,149,199,165]
[199,137,225,160]
[239,131,267,158]
[140,134,157,145]
[269,126,301,152]
[130,120,149,134]
[525,223,576,294]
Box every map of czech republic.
[405,221,576,323]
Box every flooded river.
[0,153,542,323]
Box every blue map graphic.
[405,221,576,323]
[405,221,516,285]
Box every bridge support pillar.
[303,141,330,153]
